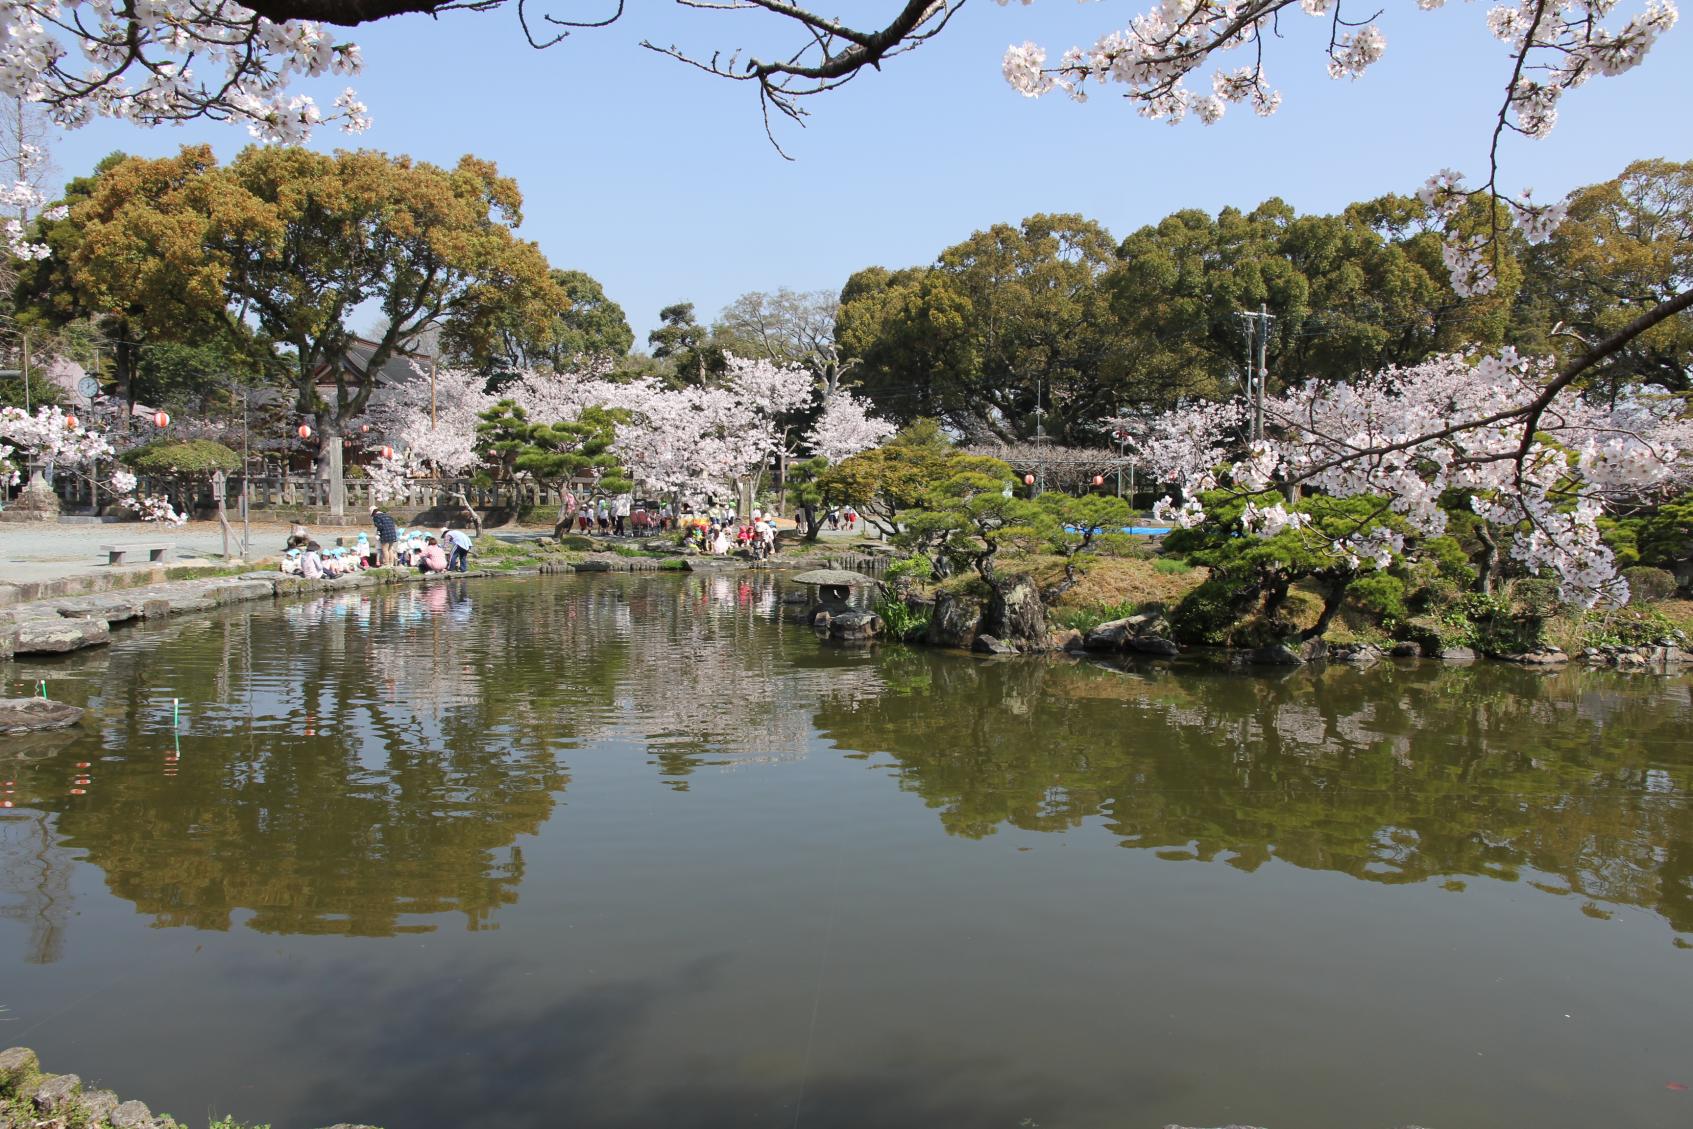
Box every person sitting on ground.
[300,540,325,579]
[419,536,448,574]
[355,531,372,568]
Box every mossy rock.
[0,1047,40,1094]
[556,535,596,551]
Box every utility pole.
[240,383,251,559]
[1115,408,1126,499]
[1032,377,1046,496]
[1235,305,1276,442]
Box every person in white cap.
[441,526,474,573]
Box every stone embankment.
[0,1046,374,1129]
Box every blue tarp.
[1063,525,1172,536]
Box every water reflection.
[3,574,883,941]
[814,655,1693,935]
[6,575,1691,944]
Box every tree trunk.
[1476,525,1501,596]
[801,503,820,541]
[1302,578,1350,640]
[451,488,481,535]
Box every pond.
[1,573,1690,1129]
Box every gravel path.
[2,519,300,583]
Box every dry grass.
[1041,554,1211,611]
[1656,598,1693,633]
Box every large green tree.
[68,144,563,512]
[1512,158,1693,394]
[14,149,262,420]
[1109,197,1494,402]
[458,267,634,383]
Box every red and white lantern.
[1092,475,1105,487]
[380,446,395,461]
[297,424,313,440]
[64,414,78,430]
[152,411,170,428]
[1023,474,1036,486]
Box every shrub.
[883,554,934,593]
[1171,577,1250,645]
[1348,573,1408,622]
[121,439,241,475]
[1622,566,1678,603]
[1050,599,1139,634]
[1581,606,1683,649]
[1508,577,1564,618]
[875,597,930,640]
[1421,535,1478,585]
[1151,557,1192,575]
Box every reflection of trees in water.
[0,808,73,965]
[813,658,1693,934]
[601,575,881,784]
[8,575,883,939]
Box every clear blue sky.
[46,3,1692,344]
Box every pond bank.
[0,1046,376,1129]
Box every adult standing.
[370,506,399,567]
[442,527,473,573]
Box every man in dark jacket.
[370,506,399,567]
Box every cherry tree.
[358,364,494,476]
[4,1,368,142]
[808,391,897,464]
[1117,350,1693,605]
[0,403,173,519]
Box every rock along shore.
[0,1046,375,1129]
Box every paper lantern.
[380,446,395,460]
[297,423,313,440]
[64,414,78,430]
[1092,475,1105,486]
[360,424,372,434]
[1023,474,1035,486]
[152,411,170,428]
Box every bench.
[100,542,175,565]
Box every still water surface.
[2,573,1690,1129]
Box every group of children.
[283,526,472,578]
[562,493,677,537]
[681,511,779,559]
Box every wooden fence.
[52,474,605,516]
